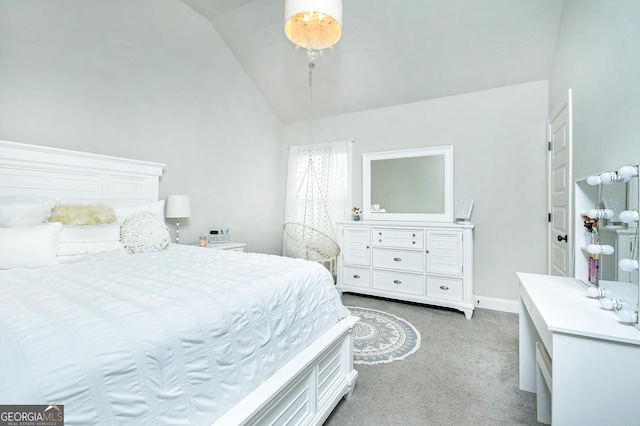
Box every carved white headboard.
[0,140,165,200]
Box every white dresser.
[336,221,474,319]
[518,272,640,425]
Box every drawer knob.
[393,257,402,262]
[353,274,360,279]
[393,279,402,284]
[366,245,370,249]
[379,239,382,242]
[379,232,382,235]
[412,233,416,237]
[412,241,416,244]
[440,285,449,291]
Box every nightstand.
[203,242,246,252]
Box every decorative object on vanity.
[347,306,421,365]
[165,194,190,244]
[575,161,639,330]
[362,146,454,222]
[337,222,474,319]
[284,0,342,57]
[351,206,361,221]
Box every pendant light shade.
[284,0,343,51]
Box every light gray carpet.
[324,294,543,426]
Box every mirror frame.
[363,146,453,222]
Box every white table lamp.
[165,195,191,244]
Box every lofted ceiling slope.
[180,0,564,124]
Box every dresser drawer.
[373,270,424,295]
[426,276,463,301]
[372,248,424,272]
[372,228,424,249]
[342,266,371,288]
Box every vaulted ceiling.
[180,0,564,124]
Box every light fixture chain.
[308,61,315,145]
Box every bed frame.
[0,139,358,425]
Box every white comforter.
[0,245,348,425]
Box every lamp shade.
[165,195,191,219]
[284,0,342,50]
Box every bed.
[0,140,358,425]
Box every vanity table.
[518,272,640,425]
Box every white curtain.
[283,140,352,256]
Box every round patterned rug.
[347,306,421,365]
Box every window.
[283,141,352,258]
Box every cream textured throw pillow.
[120,212,170,254]
[50,203,117,226]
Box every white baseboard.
[474,295,519,314]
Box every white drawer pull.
[440,285,449,291]
[353,274,360,279]
[393,279,402,284]
[393,257,402,262]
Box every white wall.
[0,0,285,254]
[284,81,549,305]
[549,0,640,178]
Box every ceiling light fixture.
[284,0,343,58]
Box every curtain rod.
[288,139,355,149]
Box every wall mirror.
[363,146,453,222]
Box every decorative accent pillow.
[50,203,117,226]
[0,222,62,269]
[0,196,56,227]
[57,223,123,256]
[120,212,170,254]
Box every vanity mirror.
[576,163,639,328]
[597,177,638,283]
[363,146,453,222]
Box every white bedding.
[0,245,349,425]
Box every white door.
[547,90,573,276]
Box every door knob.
[557,234,568,242]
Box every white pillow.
[58,223,121,243]
[57,241,123,256]
[0,196,56,227]
[57,223,123,256]
[110,200,165,224]
[120,212,170,254]
[0,222,62,269]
